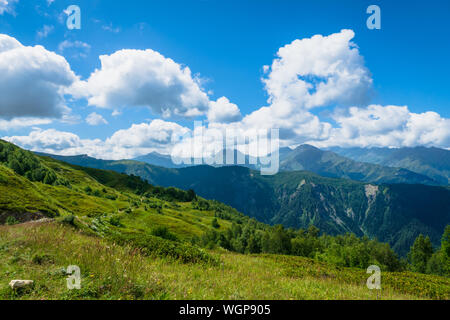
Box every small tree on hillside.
[441,225,450,275]
[408,234,434,273]
[211,218,220,229]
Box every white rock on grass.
[9,280,34,290]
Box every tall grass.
[1,222,447,300]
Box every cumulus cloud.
[310,105,450,148]
[0,0,17,15]
[0,34,77,120]
[213,29,372,146]
[208,97,242,123]
[106,119,189,151]
[201,30,449,150]
[69,49,211,118]
[0,118,52,131]
[58,40,91,58]
[263,29,372,110]
[2,29,449,157]
[3,119,191,159]
[4,128,87,152]
[86,112,107,126]
[37,25,54,39]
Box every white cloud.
[4,128,87,152]
[106,119,189,151]
[58,40,91,54]
[263,29,372,110]
[111,110,122,117]
[0,118,52,131]
[102,23,121,33]
[86,112,108,126]
[2,29,449,156]
[3,120,191,159]
[204,30,449,150]
[212,29,371,146]
[208,97,242,123]
[309,105,450,148]
[37,25,54,39]
[0,0,17,15]
[0,34,78,120]
[69,49,211,118]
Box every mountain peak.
[294,144,320,152]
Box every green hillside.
[36,151,449,257]
[0,140,247,244]
[1,221,449,300]
[1,140,449,300]
[153,166,449,256]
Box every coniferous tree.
[408,234,434,273]
[440,225,450,275]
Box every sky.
[0,0,449,159]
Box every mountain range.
[329,146,450,185]
[132,144,448,186]
[36,146,450,256]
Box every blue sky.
[0,0,449,158]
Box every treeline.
[195,216,450,275]
[408,227,450,277]
[0,140,69,186]
[77,164,198,202]
[146,186,197,203]
[193,220,403,272]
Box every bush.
[211,218,220,229]
[84,186,93,194]
[145,186,197,202]
[5,216,18,226]
[109,216,123,227]
[151,226,178,242]
[109,232,219,266]
[0,140,69,187]
[31,252,53,265]
[105,194,118,201]
[62,215,75,226]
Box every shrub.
[211,218,220,229]
[105,194,117,201]
[31,252,53,265]
[109,216,123,227]
[62,215,75,226]
[6,216,19,226]
[92,189,102,197]
[109,232,219,266]
[84,186,93,194]
[0,140,69,186]
[151,226,178,242]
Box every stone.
[9,280,34,290]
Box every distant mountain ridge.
[329,146,450,185]
[36,151,450,256]
[130,144,442,186]
[134,152,189,169]
[279,144,439,185]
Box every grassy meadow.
[2,221,448,300]
[0,141,449,300]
